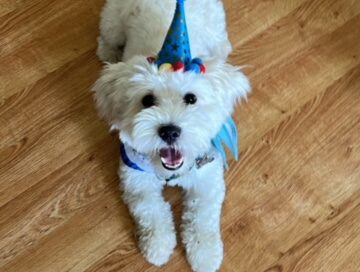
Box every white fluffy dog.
[93,0,250,271]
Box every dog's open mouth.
[159,148,184,171]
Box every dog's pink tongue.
[160,148,182,165]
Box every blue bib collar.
[120,142,215,182]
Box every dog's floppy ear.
[205,60,251,115]
[92,62,131,130]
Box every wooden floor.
[1,0,360,271]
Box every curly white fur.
[93,0,251,271]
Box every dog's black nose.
[158,125,181,145]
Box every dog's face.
[94,56,250,177]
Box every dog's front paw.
[137,226,176,267]
[183,230,223,272]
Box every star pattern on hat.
[154,0,206,74]
[171,43,179,52]
[157,0,192,66]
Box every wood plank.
[235,12,360,154]
[223,65,360,271]
[0,0,104,100]
[224,0,305,46]
[0,52,104,206]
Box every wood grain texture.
[0,0,359,271]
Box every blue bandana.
[211,117,239,168]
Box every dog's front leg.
[120,167,176,266]
[182,158,226,272]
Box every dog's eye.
[142,94,156,108]
[184,93,197,105]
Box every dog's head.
[93,56,250,177]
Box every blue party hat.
[149,0,206,74]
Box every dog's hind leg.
[97,0,131,62]
[97,36,124,63]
